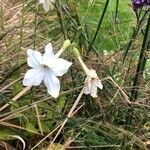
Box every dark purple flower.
[132,0,150,10]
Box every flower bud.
[73,47,80,57]
[63,39,71,49]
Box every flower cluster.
[132,0,150,10]
[23,42,103,99]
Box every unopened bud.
[73,47,80,57]
[63,39,71,49]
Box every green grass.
[78,0,135,52]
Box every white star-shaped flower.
[23,43,72,98]
[83,69,103,98]
[39,0,55,12]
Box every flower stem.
[55,47,64,58]
[131,14,150,101]
[55,0,67,39]
[74,48,90,75]
[123,9,149,61]
[115,0,119,23]
[89,0,110,52]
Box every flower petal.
[96,80,103,89]
[43,43,55,66]
[44,43,54,57]
[83,77,92,95]
[90,85,98,98]
[39,0,44,4]
[23,68,44,86]
[51,58,72,76]
[83,86,91,95]
[43,0,50,12]
[89,69,98,78]
[43,70,60,98]
[27,49,42,68]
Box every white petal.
[43,43,55,66]
[23,68,44,86]
[90,85,98,98]
[83,77,92,95]
[88,69,98,78]
[39,0,44,4]
[44,43,54,58]
[43,0,50,12]
[27,49,42,68]
[43,70,60,98]
[96,80,103,89]
[51,58,72,76]
[83,86,91,95]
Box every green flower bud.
[63,39,71,49]
[73,47,80,57]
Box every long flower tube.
[74,48,103,98]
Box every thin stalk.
[131,14,150,101]
[55,0,67,39]
[48,88,84,149]
[19,0,25,52]
[66,0,84,49]
[89,0,110,51]
[123,9,149,61]
[82,0,96,27]
[115,0,119,23]
[18,0,25,68]
[66,0,80,26]
[33,2,38,49]
[62,6,99,55]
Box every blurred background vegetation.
[0,0,149,149]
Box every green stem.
[73,48,89,75]
[115,0,119,23]
[61,6,98,55]
[55,0,67,39]
[131,14,150,101]
[89,0,110,51]
[123,9,149,61]
[66,0,80,26]
[66,0,84,48]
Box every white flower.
[74,49,103,98]
[83,69,103,98]
[23,43,72,98]
[39,0,55,12]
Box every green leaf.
[25,122,38,133]
[56,95,67,113]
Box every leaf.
[25,122,38,133]
[56,95,67,113]
[43,143,65,150]
[41,121,53,133]
[0,129,25,150]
